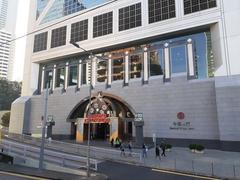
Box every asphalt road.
[0,171,49,180]
[98,161,221,180]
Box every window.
[170,45,187,74]
[97,61,107,83]
[33,32,48,52]
[130,54,142,79]
[44,69,53,89]
[55,67,65,88]
[68,65,78,86]
[112,57,124,81]
[82,63,87,85]
[51,26,67,48]
[148,0,176,24]
[71,19,88,42]
[184,0,217,14]
[93,12,113,38]
[149,49,164,76]
[119,3,142,31]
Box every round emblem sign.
[177,112,185,120]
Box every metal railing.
[0,139,98,171]
[1,130,142,164]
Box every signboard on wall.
[169,112,194,130]
[85,114,110,123]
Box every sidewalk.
[0,163,108,180]
[132,147,240,179]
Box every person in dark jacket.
[155,145,161,160]
[160,141,166,157]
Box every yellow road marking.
[0,170,51,180]
[152,169,221,180]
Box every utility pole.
[39,84,49,170]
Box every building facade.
[0,30,11,78]
[9,0,240,151]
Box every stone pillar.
[41,66,45,92]
[78,60,82,89]
[91,57,97,88]
[52,65,56,90]
[164,43,170,81]
[65,62,69,90]
[187,38,195,78]
[124,51,129,86]
[107,54,112,88]
[143,47,148,84]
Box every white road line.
[0,171,50,180]
[152,169,221,180]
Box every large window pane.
[184,0,217,15]
[130,54,142,79]
[44,70,53,88]
[56,67,65,87]
[170,45,187,74]
[97,61,107,83]
[69,65,78,86]
[82,63,87,85]
[149,49,163,76]
[112,58,124,81]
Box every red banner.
[85,114,110,123]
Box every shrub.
[189,144,197,150]
[166,144,172,149]
[196,144,205,151]
[1,112,10,127]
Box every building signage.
[169,112,194,130]
[85,114,110,123]
[135,113,143,122]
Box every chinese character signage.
[169,112,194,130]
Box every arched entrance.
[67,92,135,142]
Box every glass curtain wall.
[130,54,142,79]
[55,67,65,87]
[97,61,107,83]
[170,45,187,74]
[44,70,53,88]
[149,49,164,76]
[112,57,124,81]
[69,65,78,86]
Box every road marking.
[0,170,50,180]
[152,169,220,180]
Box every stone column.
[41,66,45,92]
[78,60,82,89]
[143,47,148,84]
[164,43,170,81]
[124,51,129,86]
[52,65,56,90]
[91,57,96,88]
[187,38,195,78]
[107,54,112,88]
[64,62,69,90]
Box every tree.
[1,112,10,127]
[0,78,21,110]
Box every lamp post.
[70,41,107,177]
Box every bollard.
[192,160,195,173]
[233,164,236,178]
[211,162,214,176]
[174,158,177,170]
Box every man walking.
[160,141,166,157]
[155,144,161,160]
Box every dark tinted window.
[148,0,176,24]
[184,0,217,14]
[33,32,48,52]
[93,12,113,38]
[119,3,142,31]
[71,19,88,42]
[51,26,67,48]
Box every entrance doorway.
[84,123,110,140]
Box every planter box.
[166,148,171,152]
[195,150,204,154]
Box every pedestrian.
[160,141,166,157]
[110,138,114,147]
[120,143,125,156]
[155,144,161,160]
[128,141,132,156]
[142,143,147,158]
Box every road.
[98,161,221,180]
[0,171,49,180]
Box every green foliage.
[189,144,197,150]
[1,112,10,127]
[0,78,21,110]
[166,144,172,149]
[189,144,205,151]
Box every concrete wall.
[27,76,219,142]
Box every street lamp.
[70,41,107,177]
